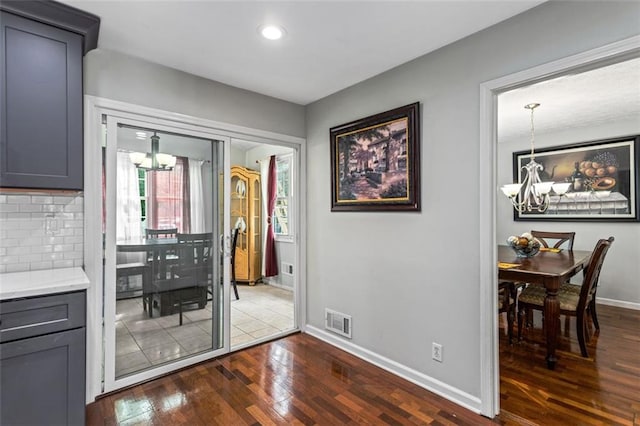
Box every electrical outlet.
[432,342,443,362]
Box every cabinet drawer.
[0,291,85,343]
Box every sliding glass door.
[103,116,231,391]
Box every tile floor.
[115,283,294,378]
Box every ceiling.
[498,57,640,143]
[62,0,543,105]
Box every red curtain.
[264,155,279,277]
[149,156,191,233]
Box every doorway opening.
[479,36,640,419]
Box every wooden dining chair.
[145,228,178,239]
[498,281,516,344]
[145,228,179,273]
[518,230,577,329]
[531,230,576,250]
[517,236,614,357]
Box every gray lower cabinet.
[0,291,86,426]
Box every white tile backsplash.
[0,193,83,272]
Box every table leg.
[544,282,560,370]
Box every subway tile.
[5,212,31,219]
[31,245,53,254]
[6,263,29,273]
[42,204,65,213]
[53,244,75,252]
[7,246,32,256]
[0,238,20,248]
[22,254,44,263]
[20,219,45,229]
[64,236,83,244]
[73,259,83,267]
[43,236,65,245]
[7,195,30,204]
[0,204,19,213]
[56,212,75,220]
[0,196,85,272]
[19,237,43,247]
[64,204,83,213]
[64,219,83,229]
[30,261,54,271]
[42,252,65,261]
[31,196,54,204]
[19,204,43,213]
[64,251,83,260]
[0,255,21,264]
[53,260,74,268]
[54,196,75,205]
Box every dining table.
[117,237,180,280]
[498,245,592,369]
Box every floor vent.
[325,308,352,338]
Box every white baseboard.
[304,325,482,414]
[597,297,640,310]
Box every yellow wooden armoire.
[230,166,261,284]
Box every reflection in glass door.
[103,118,228,390]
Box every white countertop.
[0,267,89,300]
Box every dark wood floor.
[87,304,639,425]
[87,333,496,425]
[499,304,640,425]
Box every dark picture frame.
[513,135,639,222]
[330,102,420,212]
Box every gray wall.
[84,49,305,138]
[305,1,640,399]
[498,117,640,304]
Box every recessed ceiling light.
[135,131,147,140]
[259,25,286,41]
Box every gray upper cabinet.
[0,1,100,190]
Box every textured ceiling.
[498,57,640,143]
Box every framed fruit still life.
[512,135,639,222]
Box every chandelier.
[500,103,570,213]
[129,132,176,171]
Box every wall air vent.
[325,308,352,338]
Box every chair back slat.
[531,230,576,250]
[577,237,614,314]
[175,233,213,284]
[146,228,178,239]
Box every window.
[137,168,147,227]
[273,154,293,241]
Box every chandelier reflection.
[129,132,176,171]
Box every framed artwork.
[513,135,639,221]
[330,102,420,212]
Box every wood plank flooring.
[87,304,639,425]
[499,304,640,425]
[87,333,496,425]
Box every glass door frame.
[84,96,307,403]
[102,114,232,393]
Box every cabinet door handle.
[1,318,66,333]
